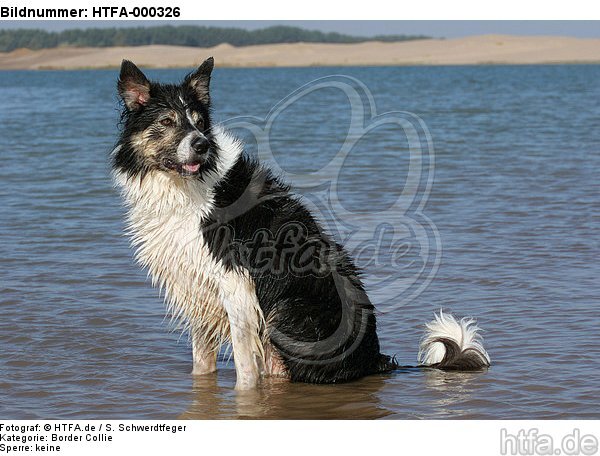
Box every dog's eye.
[197,118,204,129]
[160,118,174,127]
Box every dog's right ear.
[118,60,151,111]
[184,57,214,104]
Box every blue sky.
[1,21,599,38]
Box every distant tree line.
[0,25,431,52]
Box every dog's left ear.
[185,57,214,104]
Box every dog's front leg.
[222,275,265,390]
[191,336,217,375]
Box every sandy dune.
[1,35,600,70]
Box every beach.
[1,34,600,69]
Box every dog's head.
[113,57,218,179]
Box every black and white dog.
[112,57,490,389]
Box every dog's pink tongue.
[182,163,200,173]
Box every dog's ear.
[184,57,214,104]
[118,60,151,111]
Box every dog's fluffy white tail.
[418,310,491,370]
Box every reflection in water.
[421,368,490,418]
[180,371,393,419]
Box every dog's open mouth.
[163,159,202,176]
[181,163,201,175]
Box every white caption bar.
[0,0,599,20]
[0,421,599,456]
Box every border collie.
[112,57,490,389]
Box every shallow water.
[0,65,598,419]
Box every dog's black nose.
[191,137,210,156]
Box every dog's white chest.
[114,170,231,347]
